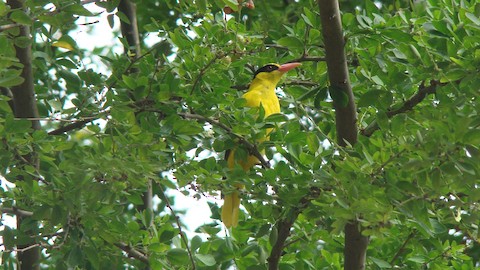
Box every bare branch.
[361,80,445,137]
[230,84,249,91]
[286,80,318,87]
[1,207,34,217]
[289,55,326,63]
[48,119,94,135]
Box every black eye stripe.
[253,64,279,77]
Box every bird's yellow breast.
[242,81,281,117]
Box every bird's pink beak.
[278,62,301,73]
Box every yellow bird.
[222,62,301,228]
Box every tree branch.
[361,80,445,137]
[289,55,326,63]
[114,242,150,265]
[1,207,34,217]
[267,187,321,270]
[267,217,297,270]
[47,119,95,135]
[178,112,271,169]
[158,184,196,269]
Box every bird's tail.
[221,187,242,228]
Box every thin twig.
[371,148,407,176]
[264,44,289,50]
[158,184,196,269]
[15,116,98,122]
[390,231,416,265]
[422,246,452,267]
[190,53,225,95]
[286,80,318,87]
[5,243,40,253]
[178,112,271,168]
[289,55,326,63]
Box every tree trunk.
[118,1,152,269]
[7,0,41,269]
[317,1,369,269]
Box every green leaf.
[358,90,384,107]
[463,129,480,145]
[107,13,115,29]
[276,36,303,49]
[329,86,349,107]
[115,11,131,24]
[14,36,31,48]
[223,0,239,11]
[265,113,288,123]
[65,4,94,16]
[370,257,392,268]
[67,246,84,267]
[56,58,78,69]
[297,87,319,101]
[0,73,24,87]
[0,2,7,17]
[8,118,32,133]
[122,74,137,89]
[465,12,480,25]
[408,255,427,263]
[195,253,216,266]
[57,69,81,89]
[191,235,202,251]
[465,145,480,159]
[301,14,313,27]
[440,69,465,82]
[314,87,328,108]
[376,111,389,130]
[10,10,31,25]
[371,75,384,86]
[2,226,15,250]
[269,226,278,247]
[167,248,190,266]
[160,229,175,243]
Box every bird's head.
[253,62,301,86]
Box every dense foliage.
[1,0,479,269]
